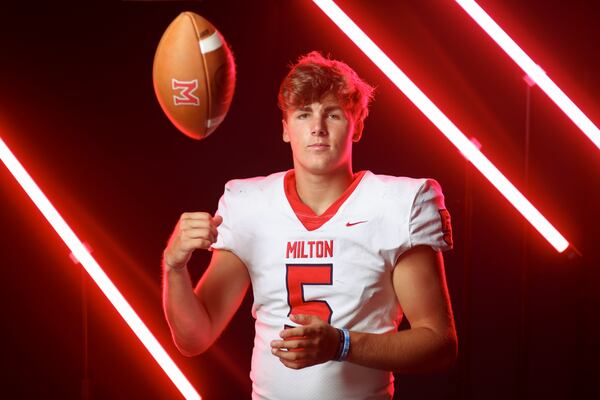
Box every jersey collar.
[283,170,367,231]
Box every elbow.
[175,341,208,358]
[173,334,211,357]
[165,311,214,357]
[439,332,458,370]
[177,345,205,358]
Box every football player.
[162,51,457,399]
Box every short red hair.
[278,51,374,123]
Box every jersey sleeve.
[211,184,237,253]
[408,179,453,252]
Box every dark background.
[1,0,599,399]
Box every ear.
[352,119,363,142]
[282,119,290,143]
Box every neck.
[294,165,354,216]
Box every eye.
[328,113,342,120]
[296,113,309,119]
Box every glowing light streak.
[311,0,569,252]
[454,0,600,150]
[0,137,200,400]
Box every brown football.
[153,12,236,140]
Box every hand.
[270,314,341,369]
[163,212,223,270]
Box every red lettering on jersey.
[324,240,333,257]
[286,241,297,258]
[286,264,333,324]
[171,79,200,106]
[307,241,315,257]
[285,240,334,259]
[315,241,323,257]
[300,241,307,258]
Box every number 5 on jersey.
[285,264,333,324]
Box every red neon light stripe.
[311,0,570,253]
[0,137,200,400]
[454,0,600,151]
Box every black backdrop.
[1,0,599,399]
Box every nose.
[310,117,327,136]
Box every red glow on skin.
[283,95,359,178]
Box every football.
[153,12,236,140]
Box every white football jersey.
[212,170,452,400]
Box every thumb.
[212,214,223,226]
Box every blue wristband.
[336,328,350,362]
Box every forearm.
[347,326,457,373]
[162,265,211,356]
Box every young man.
[162,51,457,399]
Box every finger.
[179,218,216,230]
[204,224,219,239]
[280,326,307,339]
[180,218,212,229]
[180,220,217,237]
[291,314,321,325]
[271,339,307,350]
[281,324,323,339]
[179,222,216,240]
[183,227,216,242]
[181,212,213,222]
[183,238,214,250]
[271,347,309,362]
[279,357,312,370]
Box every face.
[282,95,362,176]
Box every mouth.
[308,143,330,150]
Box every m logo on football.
[171,79,200,106]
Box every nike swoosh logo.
[346,220,368,227]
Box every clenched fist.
[163,212,223,271]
